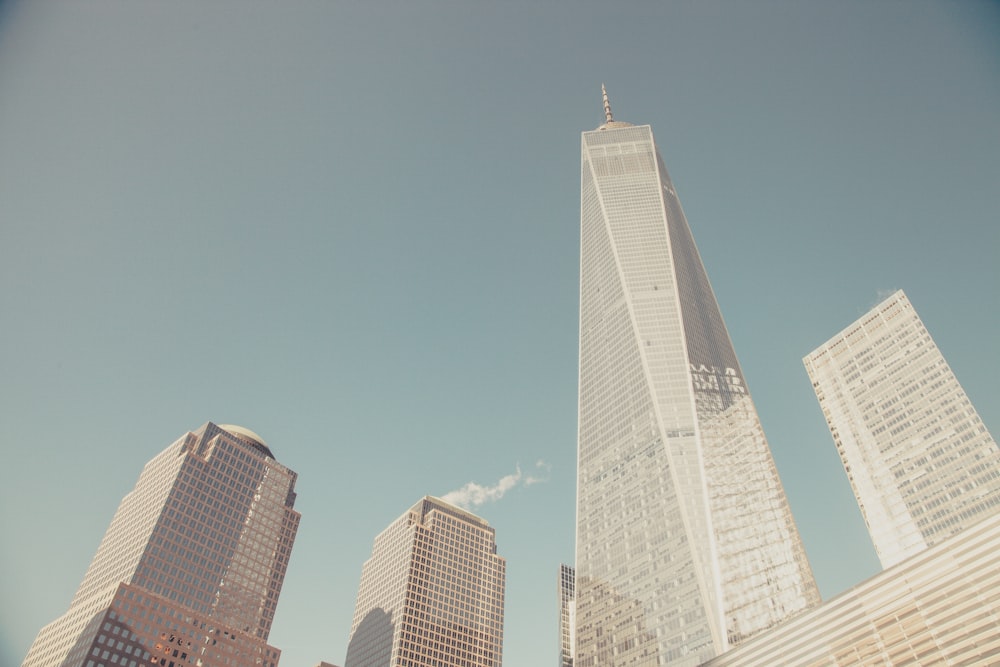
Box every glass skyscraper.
[557,565,575,667]
[574,89,819,666]
[344,497,505,667]
[21,423,301,667]
[804,289,1000,568]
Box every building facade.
[344,497,505,667]
[804,289,1000,568]
[574,89,819,666]
[702,510,1000,666]
[557,565,575,667]
[21,423,301,667]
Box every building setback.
[574,88,819,666]
[804,290,1000,568]
[21,423,301,667]
[344,497,505,667]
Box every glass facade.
[804,290,1000,568]
[557,565,575,667]
[21,423,300,667]
[576,110,819,666]
[345,497,505,667]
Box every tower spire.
[602,83,613,123]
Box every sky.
[0,1,998,665]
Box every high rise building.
[804,289,1000,568]
[344,496,505,667]
[21,422,301,667]
[557,565,575,667]
[574,88,819,666]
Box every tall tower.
[575,88,819,666]
[557,564,575,667]
[344,496,505,667]
[804,289,1000,568]
[21,423,301,667]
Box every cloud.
[523,459,552,486]
[441,461,551,510]
[871,287,901,309]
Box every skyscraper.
[804,289,1000,568]
[344,496,505,667]
[22,422,301,667]
[557,565,575,667]
[575,88,819,666]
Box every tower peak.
[597,84,633,130]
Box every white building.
[702,511,1000,666]
[22,423,301,667]
[344,497,505,667]
[574,88,819,666]
[804,289,1000,568]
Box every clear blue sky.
[1,2,997,666]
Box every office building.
[702,510,1000,666]
[804,289,1000,568]
[574,88,819,666]
[344,497,505,667]
[21,423,301,667]
[557,565,574,667]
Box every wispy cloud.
[441,461,551,510]
[874,287,901,305]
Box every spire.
[596,85,632,130]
